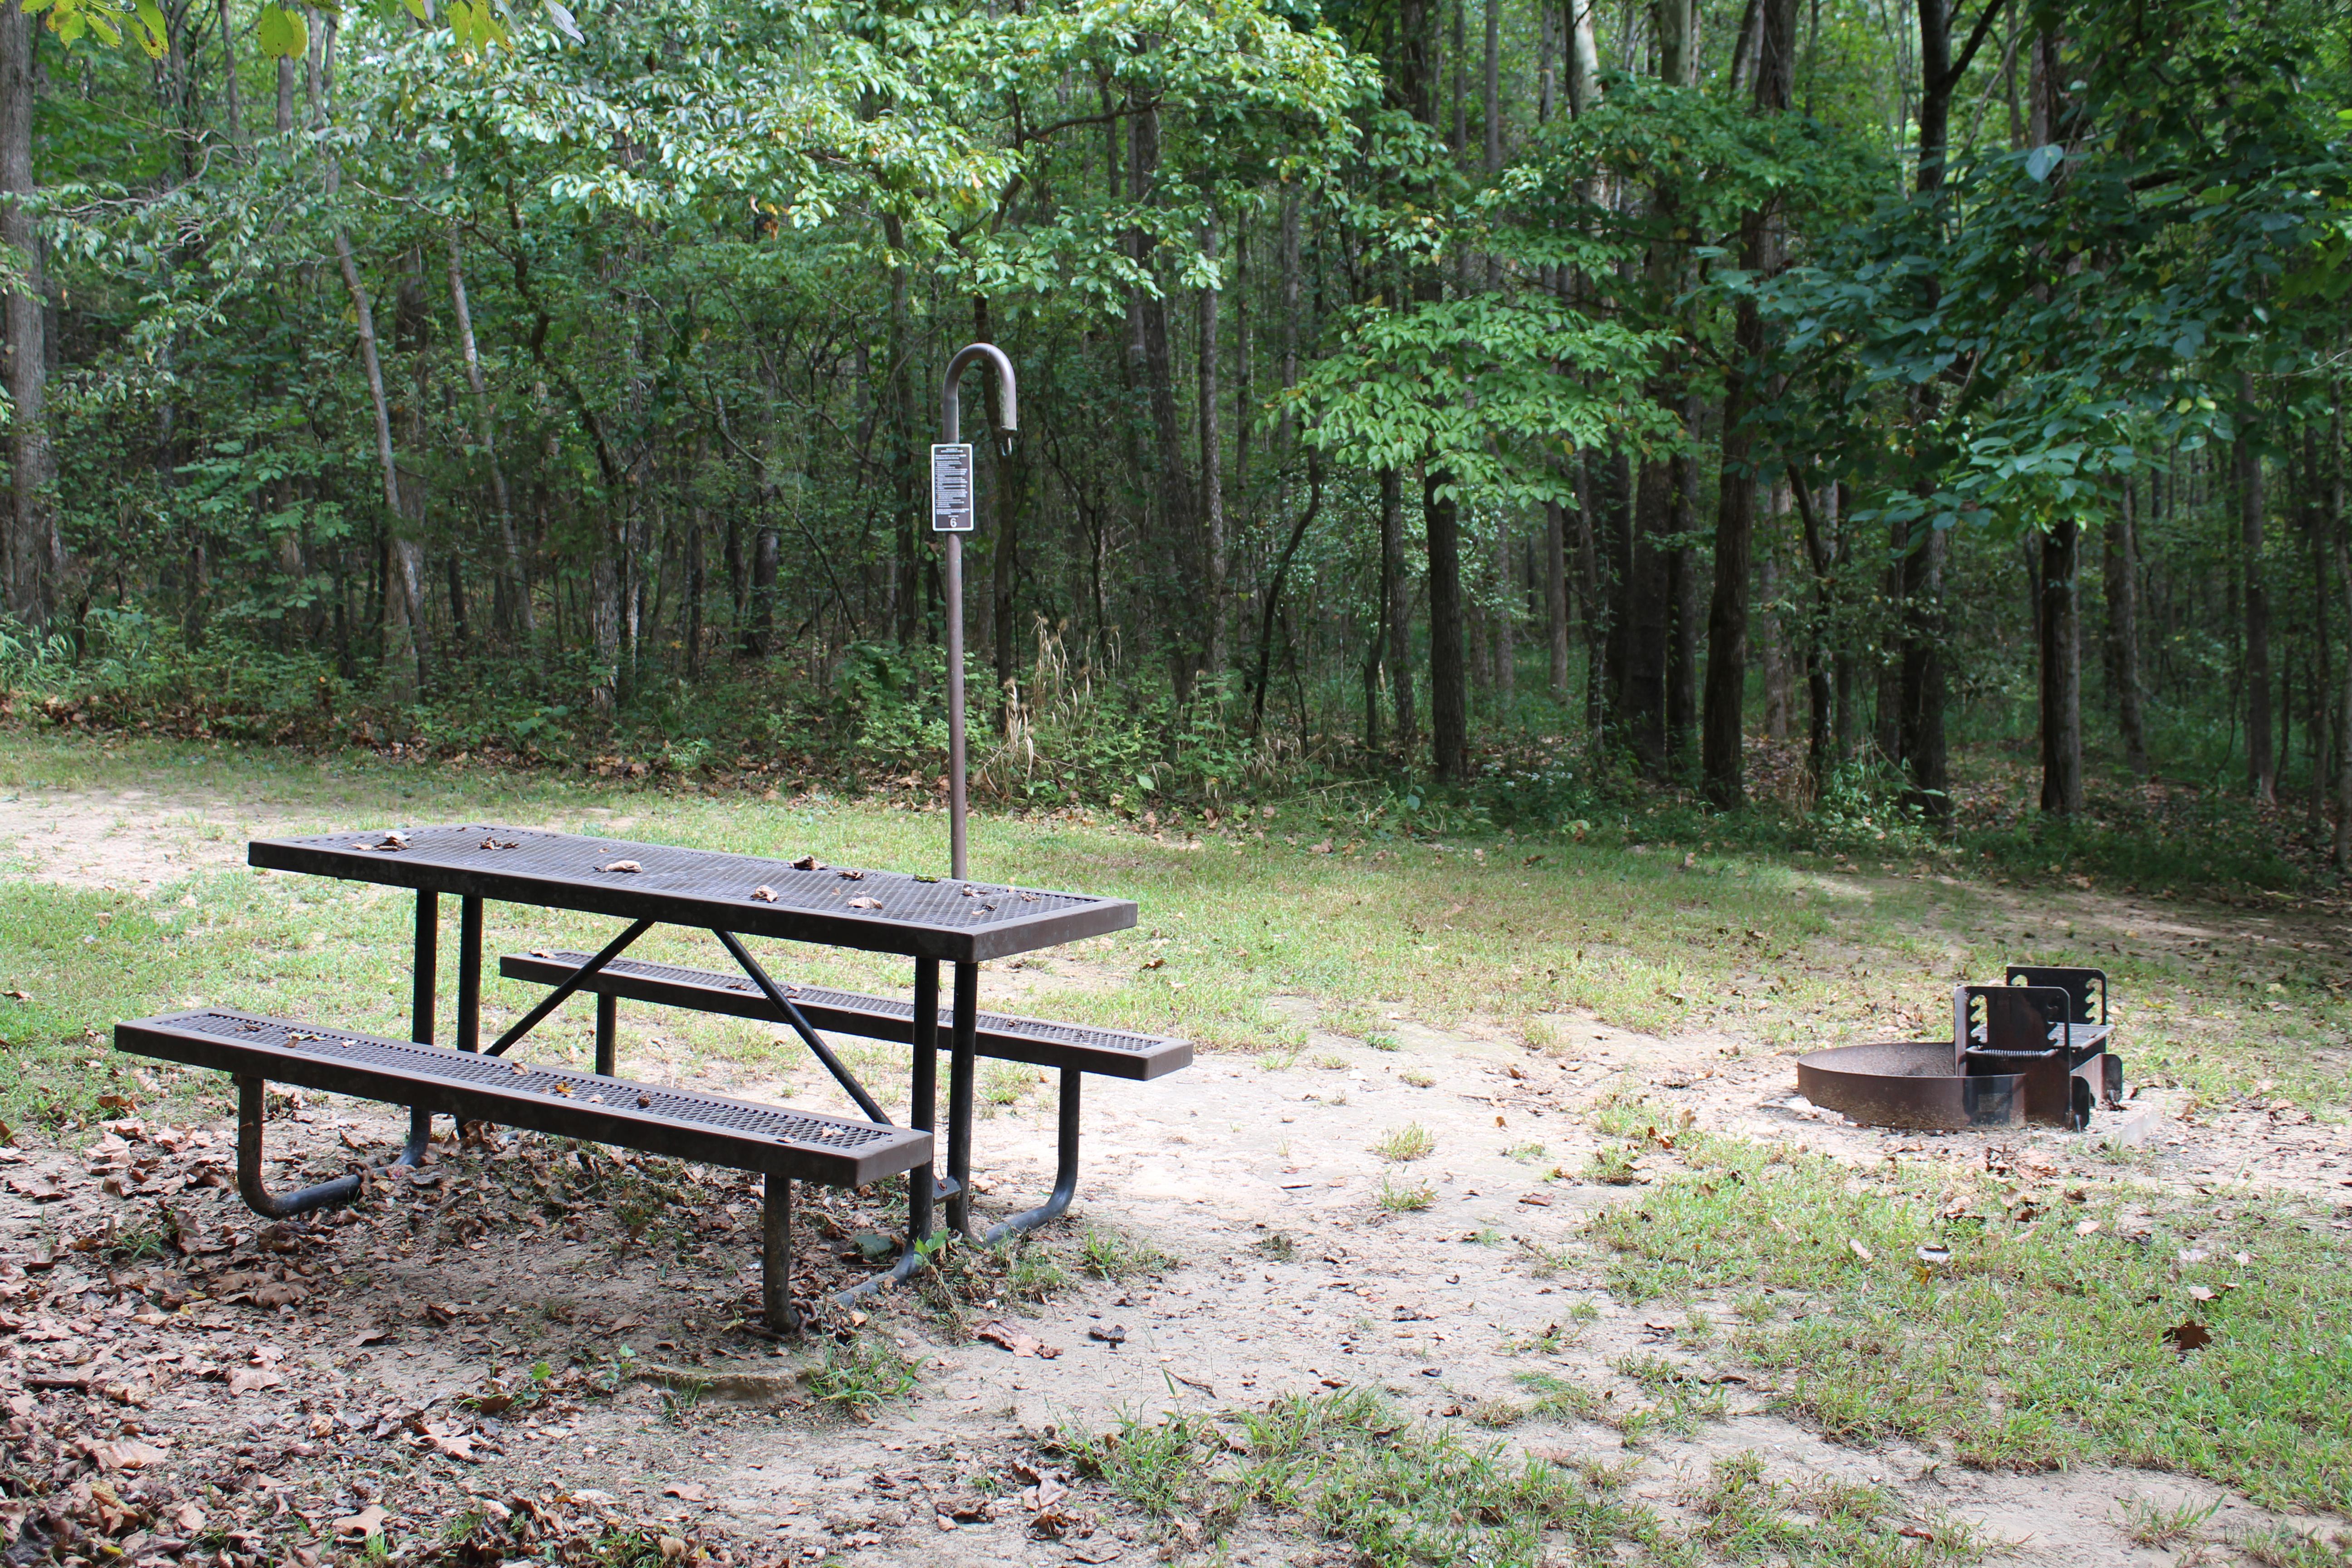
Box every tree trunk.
[2240,373,2274,802]
[2104,477,2147,774]
[1565,0,1601,116]
[1544,497,1571,696]
[1425,469,1468,779]
[1129,100,1203,703]
[2329,397,2351,866]
[447,225,532,638]
[1700,0,1796,808]
[0,1,54,628]
[1382,466,1416,759]
[217,0,244,144]
[1493,516,1515,699]
[1198,219,1226,679]
[2038,517,2082,813]
[1666,446,1698,764]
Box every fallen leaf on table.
[2166,1321,2212,1355]
[836,868,865,881]
[847,897,883,911]
[791,855,825,871]
[662,1482,709,1503]
[1847,1239,1874,1262]
[975,1319,1062,1359]
[750,886,779,902]
[597,860,642,874]
[333,1505,388,1539]
[479,838,519,850]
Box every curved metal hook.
[941,342,1018,456]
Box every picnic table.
[115,824,1186,1331]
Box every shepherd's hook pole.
[939,344,1018,882]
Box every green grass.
[1582,1110,2352,1513]
[1371,1122,1437,1162]
[1064,1388,1983,1566]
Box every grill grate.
[175,1009,899,1151]
[553,953,1170,1056]
[268,825,1105,931]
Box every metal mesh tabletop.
[115,1008,931,1185]
[248,824,1136,962]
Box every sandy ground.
[3,784,2348,1567]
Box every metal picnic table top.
[247,823,1137,964]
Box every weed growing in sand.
[1681,1452,1987,1566]
[1377,1175,1436,1212]
[806,1330,919,1413]
[2119,1494,2221,1548]
[1254,1230,1297,1262]
[1582,1145,1642,1185]
[1371,1123,1436,1162]
[1398,1069,1437,1088]
[2236,1525,2352,1566]
[1078,1226,1173,1281]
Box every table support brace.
[236,1075,429,1219]
[712,930,890,1126]
[485,920,653,1058]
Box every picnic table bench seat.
[113,1008,931,1329]
[498,950,1191,1081]
[498,949,1189,1245]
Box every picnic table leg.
[412,890,437,1044]
[908,958,939,1242]
[595,993,618,1077]
[946,961,978,1236]
[829,960,941,1311]
[762,1172,798,1333]
[411,889,438,1150]
[456,895,482,1054]
[235,1074,427,1219]
[984,1068,1080,1243]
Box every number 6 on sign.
[931,443,974,532]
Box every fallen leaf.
[90,1440,168,1471]
[2166,1321,2212,1355]
[1847,1239,1874,1262]
[1517,1192,1553,1207]
[347,1327,392,1347]
[2073,1219,2102,1237]
[226,1367,286,1395]
[836,868,865,881]
[847,897,883,911]
[662,1482,709,1502]
[598,860,642,874]
[1140,957,1165,970]
[333,1504,388,1539]
[5,1175,63,1202]
[750,886,779,902]
[172,1502,206,1533]
[2187,1285,2215,1302]
[975,1319,1062,1359]
[479,838,519,850]
[2,990,26,1002]
[1916,1244,1951,1266]
[421,1424,479,1462]
[1087,1323,1127,1346]
[791,855,825,871]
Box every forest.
[0,0,2347,849]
